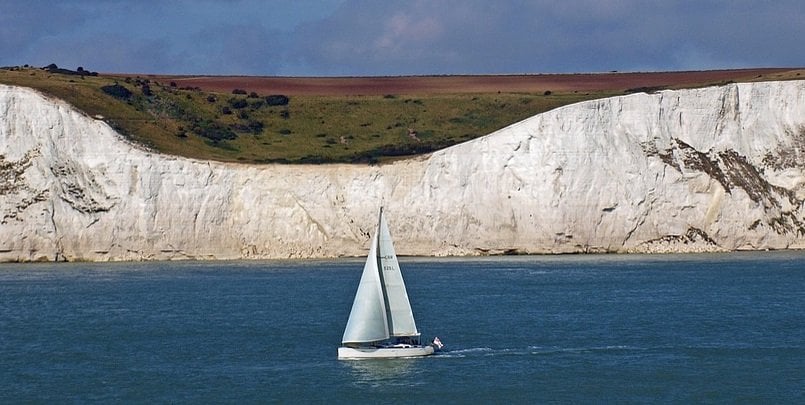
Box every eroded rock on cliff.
[1,81,804,261]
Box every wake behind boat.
[338,208,442,359]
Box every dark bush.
[192,120,237,142]
[248,92,259,98]
[232,89,247,95]
[365,142,438,158]
[265,94,290,106]
[248,120,264,133]
[141,84,153,96]
[280,110,290,119]
[232,120,264,134]
[101,83,133,100]
[625,86,666,94]
[297,155,334,164]
[222,106,232,115]
[42,63,97,76]
[543,90,552,96]
[206,95,217,103]
[228,98,248,109]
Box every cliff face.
[1,81,804,262]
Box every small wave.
[437,345,647,358]
[529,345,644,355]
[436,346,541,358]
[435,347,493,357]
[451,347,494,353]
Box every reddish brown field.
[133,68,802,96]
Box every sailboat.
[338,208,441,359]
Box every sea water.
[1,252,803,403]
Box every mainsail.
[376,212,418,336]
[341,209,419,344]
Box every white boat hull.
[338,345,434,359]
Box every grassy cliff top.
[2,65,802,164]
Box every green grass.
[3,65,801,164]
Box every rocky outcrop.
[1,81,804,261]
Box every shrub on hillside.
[228,98,248,109]
[232,89,247,95]
[230,120,264,134]
[265,95,290,106]
[365,142,439,158]
[101,83,133,100]
[625,86,666,94]
[192,120,237,142]
[43,63,98,76]
[248,120,264,133]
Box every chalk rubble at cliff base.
[1,81,804,262]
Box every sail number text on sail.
[381,254,396,272]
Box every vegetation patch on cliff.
[2,65,803,164]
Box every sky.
[1,0,803,76]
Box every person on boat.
[431,337,444,350]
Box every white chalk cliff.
[1,81,804,262]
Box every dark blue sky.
[1,0,803,76]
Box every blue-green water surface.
[1,252,803,402]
